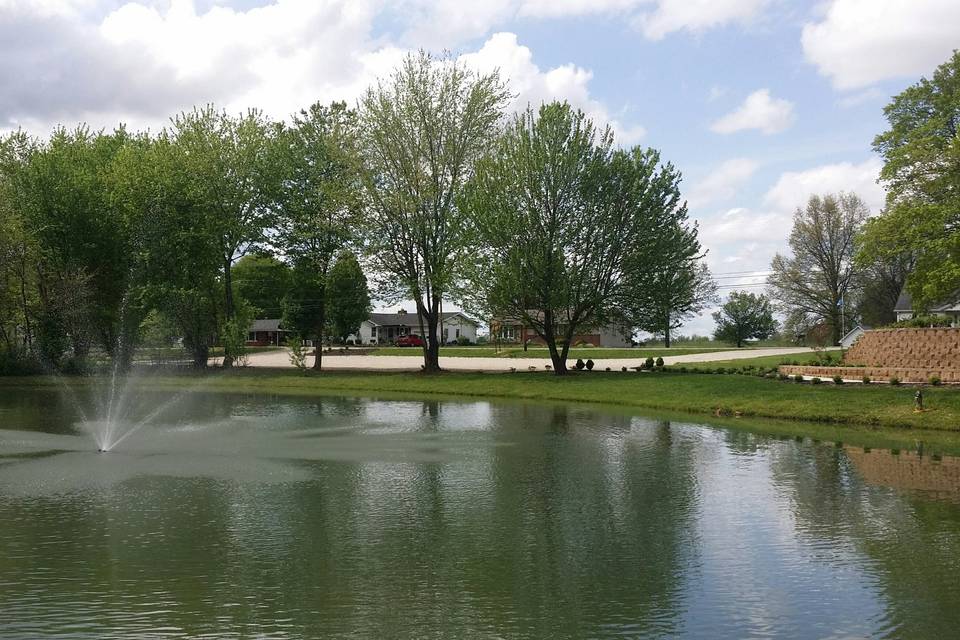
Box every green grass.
[371,346,755,359]
[674,349,844,371]
[6,365,956,434]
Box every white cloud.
[710,89,795,135]
[763,158,885,214]
[633,0,769,40]
[687,158,759,209]
[802,0,960,90]
[460,32,645,145]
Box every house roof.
[895,286,960,312]
[366,311,478,326]
[249,318,286,332]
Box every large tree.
[858,50,960,310]
[325,251,371,345]
[357,51,509,372]
[856,251,914,327]
[712,291,777,348]
[461,102,688,374]
[767,193,869,345]
[170,106,278,368]
[274,101,360,370]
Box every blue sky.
[2,0,957,335]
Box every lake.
[1,386,959,638]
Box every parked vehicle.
[395,334,424,347]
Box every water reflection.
[0,389,959,638]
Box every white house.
[894,288,960,326]
[839,325,870,348]
[350,309,479,345]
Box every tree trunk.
[416,298,441,372]
[222,258,235,368]
[664,319,671,348]
[543,310,567,375]
[313,301,326,370]
[192,344,209,369]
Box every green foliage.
[794,374,804,383]
[833,375,844,385]
[890,377,901,386]
[232,253,291,319]
[811,377,823,385]
[585,359,595,371]
[655,357,664,368]
[288,336,308,371]
[888,315,953,328]
[860,50,960,309]
[862,376,871,385]
[325,252,371,343]
[930,376,942,386]
[283,262,327,344]
[712,291,778,347]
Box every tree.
[767,193,869,345]
[856,252,914,327]
[282,261,327,353]
[859,50,960,310]
[461,102,688,374]
[274,101,360,370]
[326,251,371,344]
[712,291,777,347]
[170,106,278,368]
[231,253,292,319]
[357,51,509,372]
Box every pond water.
[1,387,960,639]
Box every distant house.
[839,325,870,349]
[491,315,632,348]
[246,319,290,346]
[894,288,960,326]
[350,309,479,345]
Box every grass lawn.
[371,346,754,359]
[7,365,955,433]
[673,349,844,371]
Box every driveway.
[219,347,821,372]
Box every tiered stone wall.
[844,327,960,369]
[780,328,960,383]
[844,446,960,499]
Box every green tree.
[856,252,914,327]
[326,252,371,345]
[461,102,688,374]
[358,51,509,372]
[767,193,869,345]
[274,101,360,370]
[282,261,327,353]
[169,106,279,368]
[712,291,777,347]
[231,253,291,319]
[859,50,960,309]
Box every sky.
[2,0,957,336]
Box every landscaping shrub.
[889,315,952,328]
[575,359,585,371]
[604,367,610,371]
[716,367,726,374]
[862,375,871,384]
[794,374,804,383]
[833,375,844,385]
[456,336,472,346]
[621,366,627,372]
[929,376,942,386]
[585,359,595,371]
[778,373,789,381]
[811,377,823,385]
[889,377,901,386]
[655,357,664,368]
[644,357,655,370]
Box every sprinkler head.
[97,448,106,453]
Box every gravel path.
[217,347,820,372]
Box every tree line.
[0,52,716,376]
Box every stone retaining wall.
[845,327,960,368]
[779,365,959,383]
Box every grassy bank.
[6,366,957,433]
[673,349,843,371]
[371,346,752,358]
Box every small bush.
[655,356,664,368]
[929,376,942,386]
[716,367,726,374]
[644,357,655,370]
[575,358,585,371]
[862,375,871,384]
[621,366,627,372]
[604,367,610,372]
[889,376,901,386]
[778,373,789,381]
[832,375,844,385]
[585,359,595,371]
[811,377,823,385]
[456,336,472,346]
[889,315,952,328]
[794,374,804,383]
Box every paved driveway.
[219,347,820,372]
